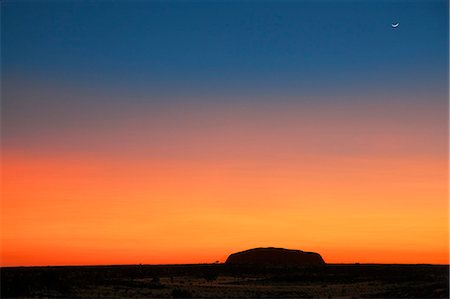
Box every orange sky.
[1,91,448,266]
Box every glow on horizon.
[2,153,448,266]
[1,92,448,266]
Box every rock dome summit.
[225,247,325,267]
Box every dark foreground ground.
[1,263,448,298]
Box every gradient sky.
[1,0,448,266]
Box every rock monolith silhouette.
[225,247,325,267]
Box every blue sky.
[2,0,448,95]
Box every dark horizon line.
[2,262,448,269]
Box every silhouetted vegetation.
[1,263,448,298]
[202,269,219,283]
[171,287,193,298]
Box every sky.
[1,0,448,266]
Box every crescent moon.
[391,23,399,28]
